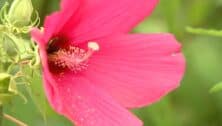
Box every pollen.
[48,42,99,73]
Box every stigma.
[48,42,99,73]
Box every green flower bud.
[0,92,14,105]
[0,73,15,105]
[8,0,33,26]
[0,73,10,93]
[2,34,18,57]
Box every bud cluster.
[0,0,40,33]
[0,0,40,105]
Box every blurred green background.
[2,0,222,125]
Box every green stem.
[4,114,28,126]
[0,106,3,126]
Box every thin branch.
[3,113,28,126]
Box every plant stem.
[4,114,28,126]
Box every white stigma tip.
[88,42,100,51]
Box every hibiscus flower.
[31,0,185,125]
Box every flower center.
[48,42,99,73]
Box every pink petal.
[85,34,185,108]
[31,28,63,111]
[30,29,143,125]
[47,74,142,126]
[43,0,80,41]
[31,28,45,46]
[49,0,159,42]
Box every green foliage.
[0,0,8,9]
[0,73,14,105]
[210,82,222,93]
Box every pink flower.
[31,0,185,126]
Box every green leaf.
[24,68,48,124]
[0,0,7,9]
[186,27,222,37]
[210,82,222,93]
